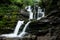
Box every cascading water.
[16,6,33,38]
[25,6,33,20]
[0,5,45,38]
[0,20,24,38]
[29,11,33,20]
[18,21,31,38]
[25,5,45,20]
[14,20,24,35]
[17,6,45,38]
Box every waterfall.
[25,6,33,20]
[18,21,31,37]
[14,20,24,35]
[29,11,33,20]
[0,5,45,38]
[0,20,24,37]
